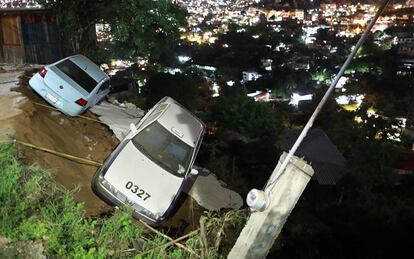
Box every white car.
[29,54,110,116]
[92,97,206,226]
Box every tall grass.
[0,143,246,258]
[0,143,147,257]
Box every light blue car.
[29,54,110,116]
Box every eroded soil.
[14,74,119,216]
[0,70,205,233]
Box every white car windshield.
[131,121,193,177]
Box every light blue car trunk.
[29,54,110,116]
[43,66,89,104]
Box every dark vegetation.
[132,19,414,257]
[37,0,187,63]
[273,98,414,258]
[144,72,200,110]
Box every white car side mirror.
[129,123,138,134]
[190,168,199,176]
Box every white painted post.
[228,2,389,258]
[228,153,314,259]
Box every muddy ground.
[12,73,119,216]
[0,70,205,234]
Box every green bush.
[144,73,199,111]
[206,95,283,141]
[0,143,144,257]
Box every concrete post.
[228,153,314,259]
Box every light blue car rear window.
[56,59,98,93]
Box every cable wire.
[12,139,103,167]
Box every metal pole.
[265,0,391,192]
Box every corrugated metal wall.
[0,18,2,59]
[1,15,25,63]
[21,14,61,64]
[0,12,61,64]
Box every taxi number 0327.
[125,181,151,201]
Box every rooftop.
[278,128,347,185]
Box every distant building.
[394,147,414,176]
[399,36,414,45]
[320,3,337,15]
[399,44,414,57]
[242,70,262,83]
[0,0,40,8]
[0,8,61,63]
[95,23,112,43]
[398,35,414,57]
[261,58,273,71]
[266,9,304,22]
[406,0,414,8]
[294,9,304,20]
[247,90,270,102]
[398,58,414,75]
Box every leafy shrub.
[0,143,144,257]
[206,95,283,141]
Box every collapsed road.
[0,66,242,231]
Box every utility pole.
[228,153,314,259]
[228,1,390,258]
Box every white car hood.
[104,141,184,217]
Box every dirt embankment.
[1,71,119,216]
[2,68,246,236]
[0,70,206,233]
[0,70,26,140]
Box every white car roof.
[156,97,205,148]
[66,54,108,82]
